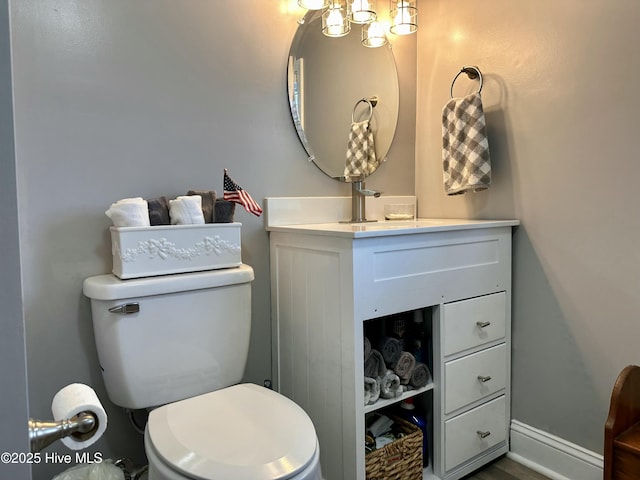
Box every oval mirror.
[287,9,399,181]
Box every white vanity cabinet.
[267,218,518,480]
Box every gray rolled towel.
[394,351,417,385]
[364,337,371,361]
[409,362,432,389]
[364,349,386,379]
[188,190,216,223]
[379,370,403,399]
[364,376,380,405]
[379,336,402,367]
[146,196,171,226]
[214,199,236,223]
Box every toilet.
[83,264,322,480]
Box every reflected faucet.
[344,180,381,223]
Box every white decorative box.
[110,223,242,279]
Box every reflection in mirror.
[287,9,399,182]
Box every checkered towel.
[442,92,491,195]
[344,120,379,179]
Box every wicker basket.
[365,416,423,480]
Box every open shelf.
[364,383,434,414]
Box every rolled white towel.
[169,195,205,225]
[105,197,150,227]
[364,376,380,406]
[379,370,403,399]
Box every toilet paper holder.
[28,411,98,453]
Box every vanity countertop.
[266,218,520,238]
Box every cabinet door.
[443,292,506,356]
[444,343,507,414]
[444,396,507,471]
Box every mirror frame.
[287,9,400,181]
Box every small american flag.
[223,169,263,217]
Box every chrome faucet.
[344,180,381,223]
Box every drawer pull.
[477,430,491,439]
[477,375,492,383]
[476,321,491,328]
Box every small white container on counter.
[110,223,242,279]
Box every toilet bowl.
[145,384,321,480]
[82,265,322,480]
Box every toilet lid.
[147,384,318,480]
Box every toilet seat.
[146,384,318,480]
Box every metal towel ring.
[352,96,377,123]
[450,66,483,99]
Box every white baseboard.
[508,420,603,480]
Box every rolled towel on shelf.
[379,336,402,367]
[409,362,432,389]
[214,199,236,223]
[364,349,386,379]
[169,195,206,225]
[394,351,417,385]
[146,196,171,226]
[105,197,150,227]
[380,370,403,399]
[187,190,216,223]
[364,376,380,406]
[364,337,372,361]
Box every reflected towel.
[169,196,205,225]
[379,336,402,367]
[409,362,432,389]
[343,120,379,179]
[364,377,380,406]
[188,190,217,223]
[364,349,386,379]
[380,370,403,399]
[105,197,150,227]
[146,196,171,226]
[442,92,491,195]
[364,337,372,361]
[394,351,417,385]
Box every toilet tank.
[82,264,254,410]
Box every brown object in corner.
[604,365,640,480]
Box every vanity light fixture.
[389,0,418,35]
[302,0,417,45]
[322,0,351,37]
[349,0,376,24]
[362,21,387,48]
[298,0,330,9]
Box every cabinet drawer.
[443,292,506,356]
[445,343,506,414]
[445,396,507,472]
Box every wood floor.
[462,456,551,480]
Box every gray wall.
[7,0,636,478]
[416,0,640,454]
[3,2,415,479]
[0,1,30,479]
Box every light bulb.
[351,0,376,24]
[362,21,387,48]
[390,0,417,35]
[323,3,350,37]
[327,9,344,34]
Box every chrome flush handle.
[108,303,140,314]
